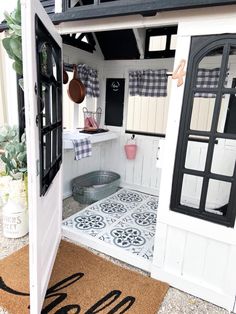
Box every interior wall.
[98,58,174,194]
[63,52,175,197]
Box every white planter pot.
[2,179,28,239]
[3,200,28,238]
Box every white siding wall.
[152,223,236,311]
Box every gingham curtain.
[195,68,221,98]
[77,64,100,97]
[129,69,168,97]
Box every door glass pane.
[190,93,215,131]
[211,138,236,177]
[185,137,208,171]
[217,92,236,134]
[52,52,58,81]
[205,179,231,216]
[180,174,203,209]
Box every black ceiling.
[95,29,140,60]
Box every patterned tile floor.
[62,188,158,262]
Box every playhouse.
[1,0,236,313]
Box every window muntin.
[36,15,62,196]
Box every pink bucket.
[124,144,137,160]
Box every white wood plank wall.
[100,134,162,195]
[126,77,171,134]
[152,223,236,310]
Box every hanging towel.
[72,138,92,160]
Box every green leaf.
[17,152,26,162]
[9,37,22,60]
[11,159,18,169]
[19,167,27,173]
[12,60,23,75]
[2,38,15,60]
[8,24,21,36]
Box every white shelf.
[63,130,118,150]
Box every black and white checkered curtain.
[129,69,168,97]
[77,64,100,97]
[195,68,220,98]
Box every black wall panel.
[105,78,125,127]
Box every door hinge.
[36,160,40,176]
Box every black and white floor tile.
[62,188,159,261]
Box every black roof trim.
[52,0,236,23]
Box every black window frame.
[170,34,236,227]
[35,14,63,196]
[145,25,178,59]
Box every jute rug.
[0,240,169,313]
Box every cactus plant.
[0,125,18,147]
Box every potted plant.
[0,125,28,238]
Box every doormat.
[0,240,169,314]
[63,188,159,263]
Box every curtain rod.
[64,63,173,76]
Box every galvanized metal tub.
[72,171,120,204]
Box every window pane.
[205,179,231,216]
[224,46,236,87]
[180,174,203,209]
[217,92,236,134]
[211,138,236,177]
[170,34,177,50]
[198,46,224,70]
[190,93,215,132]
[126,76,171,134]
[185,138,208,171]
[52,53,58,81]
[149,35,167,51]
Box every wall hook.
[131,134,135,140]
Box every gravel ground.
[0,197,230,314]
